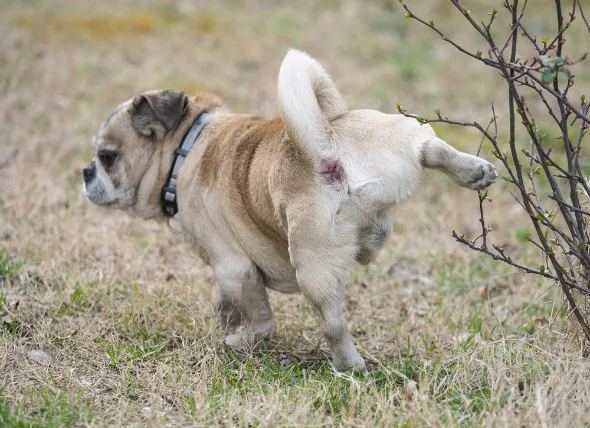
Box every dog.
[83,50,497,372]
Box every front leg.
[212,283,243,328]
[422,137,498,190]
[214,257,275,349]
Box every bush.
[397,0,590,340]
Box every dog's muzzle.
[83,162,96,184]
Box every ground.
[1,0,590,426]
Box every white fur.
[278,49,347,161]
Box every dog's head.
[83,89,189,215]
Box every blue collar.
[161,112,210,217]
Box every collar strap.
[161,112,210,217]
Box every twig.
[500,0,529,54]
[576,0,590,35]
[452,231,556,280]
[548,195,590,216]
[398,2,500,70]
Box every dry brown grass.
[1,0,590,426]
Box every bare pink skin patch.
[320,158,346,189]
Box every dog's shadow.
[215,339,383,376]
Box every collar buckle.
[161,185,178,217]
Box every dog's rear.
[276,51,497,371]
[272,50,499,373]
[277,49,497,204]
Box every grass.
[0,251,24,284]
[1,0,590,425]
[1,388,93,428]
[13,7,221,40]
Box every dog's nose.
[83,163,96,183]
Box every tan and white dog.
[83,50,497,372]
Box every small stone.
[480,286,490,300]
[278,353,297,367]
[27,350,53,364]
[404,380,418,399]
[77,379,92,388]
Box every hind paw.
[465,160,498,191]
[450,155,498,191]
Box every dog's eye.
[98,150,118,168]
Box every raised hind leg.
[422,137,497,190]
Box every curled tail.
[277,49,346,161]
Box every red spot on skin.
[320,158,346,188]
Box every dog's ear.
[130,90,189,138]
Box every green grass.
[0,250,24,283]
[206,351,406,425]
[70,282,90,307]
[196,335,565,426]
[1,338,569,426]
[0,386,91,428]
[98,335,169,369]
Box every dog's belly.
[245,239,300,293]
[265,277,300,293]
[257,259,300,293]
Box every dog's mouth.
[93,199,116,207]
[84,185,136,211]
[84,192,112,207]
[83,181,114,207]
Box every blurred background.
[1,0,590,425]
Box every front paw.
[225,331,253,350]
[224,323,274,350]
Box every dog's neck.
[161,112,210,217]
[129,93,223,220]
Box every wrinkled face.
[83,89,189,212]
[83,99,137,208]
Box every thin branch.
[543,0,575,55]
[453,232,590,297]
[500,0,529,53]
[576,0,590,35]
[519,77,562,126]
[528,140,578,281]
[452,231,557,280]
[548,195,590,216]
[449,0,487,38]
[510,66,590,124]
[398,2,500,70]
[552,0,587,246]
